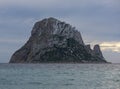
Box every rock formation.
[9,17,107,63]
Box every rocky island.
[9,17,107,63]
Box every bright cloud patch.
[100,42,120,53]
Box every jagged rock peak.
[31,17,84,45]
[32,17,69,35]
[94,45,102,53]
[93,44,105,59]
[86,44,91,50]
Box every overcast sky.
[0,0,120,63]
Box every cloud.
[100,42,120,53]
[0,0,120,7]
[0,0,120,63]
[0,0,120,12]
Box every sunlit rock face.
[9,17,107,63]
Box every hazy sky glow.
[100,42,120,53]
[0,0,120,63]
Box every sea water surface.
[0,63,120,89]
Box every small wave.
[28,82,42,85]
[63,83,74,86]
[68,79,75,81]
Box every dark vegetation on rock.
[9,17,107,63]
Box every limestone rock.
[9,17,107,63]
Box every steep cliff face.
[9,17,107,63]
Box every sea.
[0,63,120,89]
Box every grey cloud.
[0,0,120,9]
[103,50,120,63]
[0,0,120,62]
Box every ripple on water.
[28,82,43,85]
[0,64,120,89]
